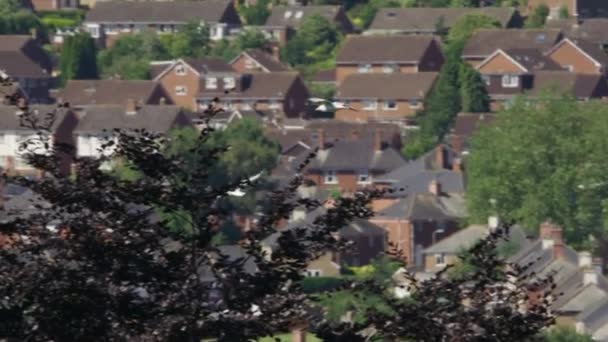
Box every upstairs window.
[358,64,372,73]
[175,86,187,96]
[383,64,397,73]
[223,77,236,89]
[284,11,293,19]
[175,64,186,75]
[435,253,446,266]
[358,171,370,184]
[501,74,519,88]
[205,77,218,90]
[362,100,377,110]
[324,170,337,184]
[383,100,397,110]
[295,11,303,19]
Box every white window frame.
[409,99,421,109]
[357,170,371,184]
[305,269,321,277]
[269,101,281,109]
[206,77,218,90]
[295,11,303,19]
[383,64,397,73]
[383,100,397,110]
[241,101,253,110]
[244,58,255,70]
[175,86,187,96]
[324,170,337,184]
[284,10,293,19]
[358,64,372,73]
[435,253,446,266]
[175,64,186,76]
[362,100,377,110]
[501,74,519,88]
[223,77,236,89]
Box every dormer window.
[501,75,519,88]
[295,11,303,19]
[223,77,235,89]
[284,11,292,19]
[206,77,218,90]
[175,64,186,75]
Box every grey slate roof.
[423,224,527,255]
[337,35,440,64]
[264,5,341,28]
[578,298,608,334]
[376,193,467,221]
[0,189,50,223]
[59,80,168,106]
[74,105,188,134]
[0,36,52,78]
[368,7,517,33]
[463,29,563,58]
[335,73,438,100]
[308,137,407,173]
[0,105,71,132]
[86,0,238,24]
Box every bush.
[300,277,345,293]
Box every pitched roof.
[182,57,235,74]
[337,35,440,64]
[503,48,563,71]
[547,38,608,66]
[85,0,237,23]
[311,68,336,83]
[264,5,341,28]
[59,80,168,106]
[529,71,605,98]
[424,224,527,255]
[578,298,608,335]
[561,18,608,45]
[0,105,71,131]
[335,72,438,100]
[463,29,563,58]
[452,112,496,138]
[0,189,51,223]
[376,193,467,220]
[368,7,517,32]
[199,72,301,99]
[0,36,52,78]
[234,49,289,72]
[308,137,407,173]
[74,105,187,133]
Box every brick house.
[366,7,522,35]
[527,0,608,20]
[229,49,289,73]
[152,58,237,111]
[462,29,563,67]
[58,80,173,109]
[0,105,78,176]
[259,5,354,45]
[336,35,444,84]
[545,38,608,74]
[334,72,438,122]
[0,36,54,104]
[197,72,310,118]
[305,130,407,194]
[83,0,241,46]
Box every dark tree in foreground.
[0,88,555,340]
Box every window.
[305,269,321,277]
[284,10,293,19]
[481,75,490,86]
[362,100,377,110]
[324,170,337,184]
[205,77,218,89]
[223,77,235,89]
[175,86,187,96]
[241,101,254,110]
[88,26,99,37]
[383,100,397,110]
[269,101,281,109]
[358,171,370,184]
[383,64,397,73]
[295,11,303,19]
[409,100,421,108]
[223,101,233,109]
[244,58,255,69]
[358,64,372,73]
[175,64,186,75]
[501,74,519,88]
[435,253,446,266]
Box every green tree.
[544,326,593,342]
[282,14,342,67]
[467,93,608,251]
[447,13,501,45]
[558,6,569,19]
[60,32,98,83]
[98,33,169,79]
[161,21,210,58]
[210,30,269,61]
[526,4,550,28]
[459,63,489,112]
[239,0,271,25]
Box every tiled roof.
[74,105,188,133]
[86,0,237,23]
[337,35,440,64]
[0,36,52,78]
[376,193,467,220]
[529,71,605,99]
[199,72,301,99]
[424,225,527,255]
[463,29,563,58]
[335,72,438,100]
[59,80,168,106]
[238,49,289,72]
[368,7,517,32]
[0,105,71,131]
[264,5,341,28]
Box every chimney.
[579,251,592,268]
[374,129,383,151]
[159,97,166,105]
[350,128,360,140]
[271,44,281,61]
[553,240,566,259]
[429,179,442,196]
[583,268,599,286]
[452,157,462,172]
[125,98,138,115]
[318,129,326,149]
[435,144,446,169]
[540,221,563,250]
[488,216,500,232]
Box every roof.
[376,193,467,221]
[424,224,527,255]
[182,57,235,74]
[311,68,336,83]
[0,36,52,78]
[0,105,71,131]
[86,0,237,23]
[198,245,258,283]
[578,298,608,334]
[368,7,517,32]
[234,49,289,72]
[308,137,407,173]
[452,112,496,138]
[529,71,604,99]
[264,5,341,28]
[503,48,562,71]
[0,189,50,223]
[199,72,301,100]
[547,38,608,66]
[337,35,440,64]
[463,29,563,58]
[335,73,438,100]
[59,80,167,106]
[74,105,186,133]
[561,18,608,45]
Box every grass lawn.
[258,333,322,341]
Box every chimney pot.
[553,241,566,259]
[429,179,442,196]
[435,144,446,169]
[579,251,592,268]
[374,129,383,151]
[318,128,326,149]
